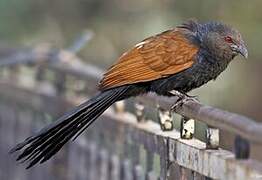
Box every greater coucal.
[10,20,248,168]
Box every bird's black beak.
[231,43,248,59]
[238,44,248,59]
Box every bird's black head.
[194,21,248,60]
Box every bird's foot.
[169,90,199,111]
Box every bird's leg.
[169,90,199,111]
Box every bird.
[10,19,248,168]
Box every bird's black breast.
[149,49,232,96]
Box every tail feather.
[10,86,129,168]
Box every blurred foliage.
[0,0,261,120]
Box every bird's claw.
[170,91,199,111]
[185,94,199,100]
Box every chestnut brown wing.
[99,29,199,90]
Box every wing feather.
[99,29,199,90]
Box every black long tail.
[10,86,130,168]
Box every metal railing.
[0,44,262,180]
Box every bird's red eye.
[225,36,233,43]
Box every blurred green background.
[1,0,261,120]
